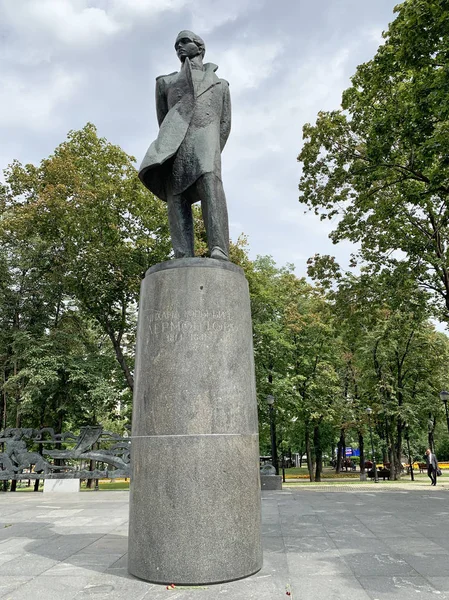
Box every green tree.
[0,124,172,392]
[298,0,449,322]
[308,254,449,479]
[246,256,343,481]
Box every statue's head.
[175,30,205,62]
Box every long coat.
[426,453,438,469]
[139,59,231,202]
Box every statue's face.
[175,34,201,62]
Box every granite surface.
[2,483,449,599]
[128,258,262,584]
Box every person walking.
[425,448,439,486]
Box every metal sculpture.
[0,425,130,481]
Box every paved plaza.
[1,482,449,599]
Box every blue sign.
[345,448,360,457]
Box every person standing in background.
[425,448,438,486]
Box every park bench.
[368,468,390,480]
[418,462,427,473]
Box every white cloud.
[1,0,122,50]
[111,0,187,16]
[188,0,263,33]
[0,69,82,131]
[279,207,335,234]
[365,26,386,46]
[0,0,400,276]
[219,41,284,95]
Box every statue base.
[43,479,80,493]
[128,258,262,585]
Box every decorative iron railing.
[0,425,130,481]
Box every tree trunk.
[298,438,305,467]
[1,371,6,429]
[359,432,365,474]
[314,425,322,482]
[336,429,345,474]
[108,331,134,392]
[428,413,436,452]
[305,426,315,482]
[394,419,403,480]
[383,413,396,480]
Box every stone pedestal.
[260,475,283,490]
[128,258,262,585]
[43,479,80,493]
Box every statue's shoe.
[210,246,229,261]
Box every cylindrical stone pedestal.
[128,258,262,585]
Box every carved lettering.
[147,307,234,342]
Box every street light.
[366,407,379,483]
[266,395,279,475]
[440,391,449,434]
[405,423,414,482]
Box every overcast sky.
[0,0,400,277]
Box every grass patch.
[3,478,130,492]
[81,480,130,491]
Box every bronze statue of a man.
[139,31,231,261]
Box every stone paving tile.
[0,521,49,539]
[426,577,449,592]
[283,534,337,554]
[136,573,282,600]
[108,553,128,569]
[342,552,418,578]
[80,534,128,554]
[5,575,90,600]
[73,572,156,600]
[24,533,104,561]
[261,534,285,553]
[0,552,24,567]
[289,574,371,600]
[329,534,391,556]
[44,552,126,575]
[0,576,34,599]
[402,552,449,578]
[2,487,449,598]
[360,575,449,599]
[280,522,328,537]
[382,536,448,555]
[0,552,58,576]
[287,549,353,578]
[326,523,376,538]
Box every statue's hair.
[175,30,206,59]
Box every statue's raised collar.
[158,62,219,80]
[182,60,218,73]
[202,62,218,73]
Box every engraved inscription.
[146,308,233,342]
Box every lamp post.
[405,423,414,482]
[266,395,279,475]
[440,391,449,434]
[366,407,379,483]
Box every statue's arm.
[220,81,231,151]
[155,77,168,127]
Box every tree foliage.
[0,124,172,430]
[308,253,449,478]
[298,0,449,321]
[0,124,172,393]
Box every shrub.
[436,439,449,461]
